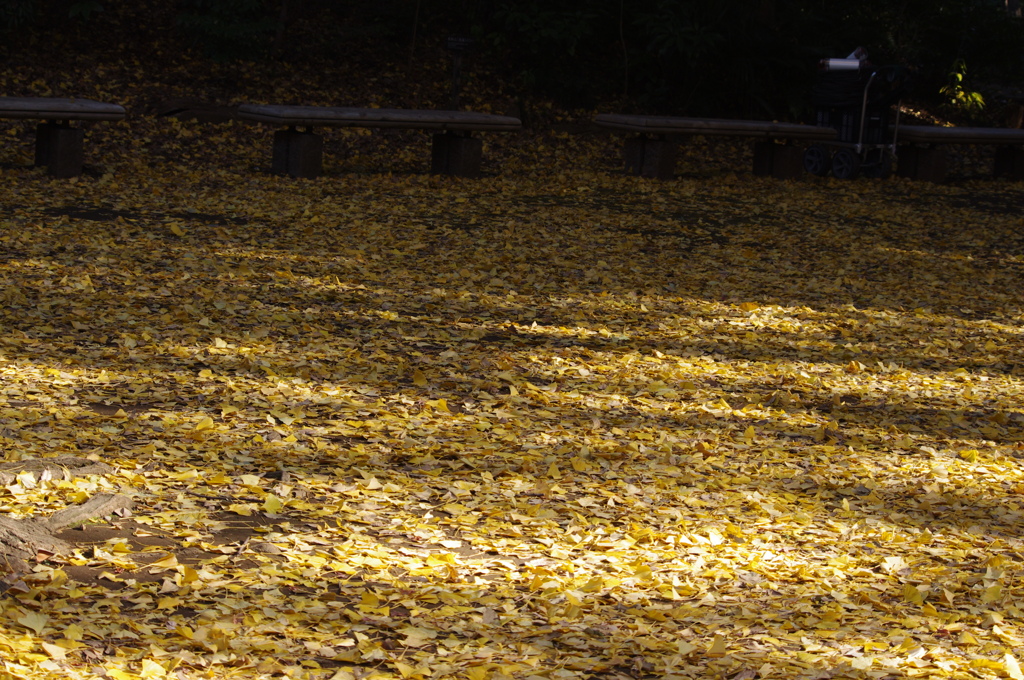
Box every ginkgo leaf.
[106,670,137,680]
[707,636,728,657]
[147,554,179,571]
[227,503,255,516]
[17,611,48,634]
[140,659,167,679]
[1005,654,1024,680]
[882,556,908,573]
[982,585,1003,603]
[401,626,437,648]
[263,494,284,514]
[426,398,449,412]
[902,583,926,604]
[464,667,490,680]
[677,641,698,655]
[392,662,416,678]
[40,642,66,660]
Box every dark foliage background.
[2,0,1022,120]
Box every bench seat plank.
[238,105,521,132]
[0,97,124,177]
[896,125,1024,182]
[898,125,1024,146]
[594,113,837,141]
[595,113,837,179]
[0,96,125,121]
[239,104,521,178]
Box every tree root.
[0,457,131,577]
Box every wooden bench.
[0,97,126,177]
[895,125,1024,182]
[237,105,521,178]
[593,113,838,180]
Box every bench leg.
[994,146,1024,181]
[35,123,84,178]
[431,133,482,177]
[896,146,948,183]
[272,128,323,179]
[624,135,676,179]
[752,142,804,179]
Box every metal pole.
[857,71,878,155]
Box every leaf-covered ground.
[3,30,1024,680]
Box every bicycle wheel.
[831,148,861,180]
[803,144,831,176]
